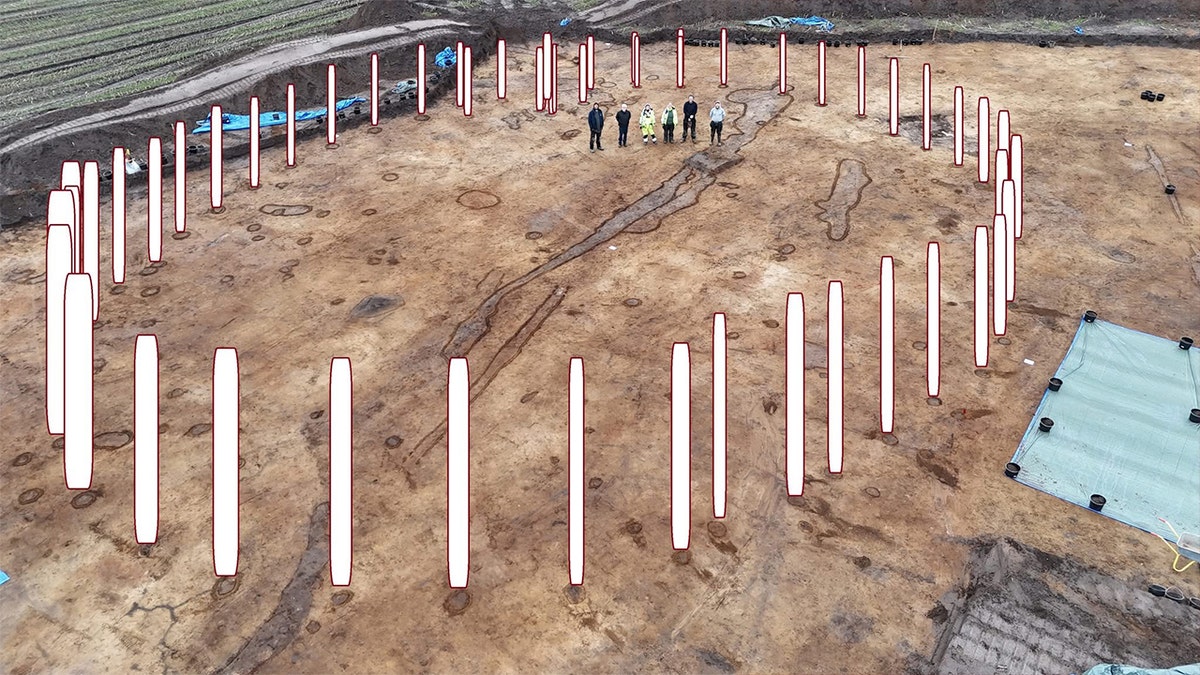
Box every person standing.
[588,103,605,152]
[661,103,678,143]
[639,104,657,144]
[682,95,698,142]
[615,103,632,147]
[709,101,726,145]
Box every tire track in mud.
[215,502,329,675]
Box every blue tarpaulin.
[435,47,456,68]
[0,569,8,586]
[1083,665,1200,675]
[745,15,835,31]
[190,97,366,135]
[791,15,835,31]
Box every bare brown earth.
[1,40,1199,673]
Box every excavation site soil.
[2,31,1200,675]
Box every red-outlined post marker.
[953,86,964,166]
[212,347,240,577]
[61,162,81,268]
[817,39,827,106]
[210,105,222,210]
[447,357,470,588]
[330,357,353,587]
[463,46,474,117]
[889,58,899,135]
[676,28,685,88]
[922,63,932,150]
[111,148,125,284]
[856,45,866,117]
[174,121,187,232]
[994,148,1009,216]
[719,28,728,87]
[974,226,989,368]
[286,84,296,166]
[417,44,427,115]
[64,273,94,489]
[326,64,337,144]
[1002,179,1016,302]
[712,313,727,519]
[148,137,163,262]
[828,281,844,474]
[977,96,990,183]
[542,33,552,95]
[82,161,100,319]
[992,214,1007,336]
[670,342,691,551]
[786,292,805,496]
[46,220,73,436]
[586,35,595,90]
[134,334,159,545]
[578,43,588,103]
[880,257,895,434]
[568,357,585,585]
[631,32,641,87]
[927,243,941,399]
[778,32,787,94]
[535,46,546,111]
[997,109,1010,154]
[497,39,507,100]
[550,43,559,115]
[249,98,260,189]
[1010,134,1024,238]
[370,52,379,125]
[455,41,465,108]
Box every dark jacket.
[615,109,631,127]
[683,100,698,118]
[588,108,604,131]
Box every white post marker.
[779,32,787,94]
[417,44,427,115]
[670,343,690,550]
[997,109,1010,153]
[212,348,240,577]
[210,105,222,210]
[992,214,1007,336]
[719,28,728,87]
[978,97,990,183]
[1003,179,1016,302]
[1010,134,1024,238]
[927,243,941,399]
[286,84,296,166]
[880,257,895,434]
[148,137,162,262]
[857,46,866,117]
[828,281,844,474]
[817,39,826,105]
[64,273,93,489]
[463,46,473,116]
[542,33,552,96]
[974,225,989,368]
[676,28,685,88]
[889,58,899,135]
[174,121,187,231]
[497,39,507,99]
[536,46,546,111]
[111,148,125,284]
[550,42,558,115]
[370,53,379,125]
[713,313,727,519]
[456,41,464,108]
[327,64,337,144]
[568,357,585,585]
[922,63,932,150]
[82,161,99,319]
[249,97,260,188]
[953,86,964,166]
[330,357,353,586]
[578,43,587,103]
[632,32,640,87]
[447,357,470,588]
[786,293,805,495]
[134,334,159,544]
[586,35,595,90]
[60,162,81,269]
[994,148,1009,216]
[45,221,73,436]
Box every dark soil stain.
[259,204,312,217]
[915,451,959,488]
[349,294,404,319]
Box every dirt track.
[3,35,1199,672]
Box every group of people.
[587,95,727,151]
